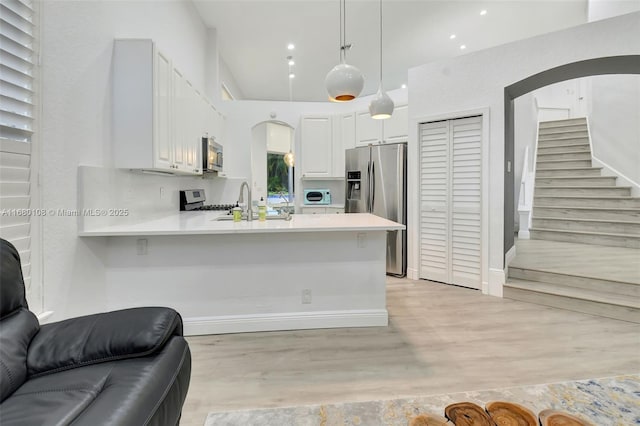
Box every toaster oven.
[303,189,331,205]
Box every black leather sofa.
[0,238,191,425]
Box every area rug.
[205,374,640,426]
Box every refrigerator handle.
[370,161,375,213]
[367,161,371,212]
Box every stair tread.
[537,167,601,171]
[532,216,640,225]
[534,206,640,211]
[530,227,640,238]
[537,150,591,155]
[537,159,591,163]
[535,195,637,199]
[505,278,640,308]
[509,265,640,287]
[534,186,628,189]
[535,176,612,180]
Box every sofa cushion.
[0,308,39,402]
[27,307,182,378]
[0,336,191,426]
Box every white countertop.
[78,213,405,237]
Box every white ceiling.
[192,1,589,102]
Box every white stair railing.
[517,145,534,239]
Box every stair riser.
[536,177,617,187]
[535,197,640,208]
[535,187,631,197]
[503,286,640,323]
[537,152,591,161]
[538,137,590,147]
[538,144,591,154]
[532,219,640,235]
[539,118,587,128]
[530,230,640,249]
[537,160,592,169]
[533,207,640,221]
[508,267,639,297]
[539,125,588,135]
[539,131,589,140]
[536,168,602,177]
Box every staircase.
[505,118,640,323]
[531,118,640,249]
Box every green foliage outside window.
[267,153,289,195]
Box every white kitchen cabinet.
[355,104,408,146]
[356,111,382,146]
[325,207,344,214]
[333,113,355,178]
[299,115,333,178]
[113,39,203,175]
[301,207,326,214]
[383,104,409,143]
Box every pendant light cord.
[379,0,383,86]
[339,0,344,62]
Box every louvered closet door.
[450,116,482,288]
[419,120,450,284]
[419,116,482,289]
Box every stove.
[179,189,234,212]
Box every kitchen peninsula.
[80,212,404,335]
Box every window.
[0,0,41,312]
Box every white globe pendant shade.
[283,151,295,167]
[325,62,364,102]
[368,88,394,119]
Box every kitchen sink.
[215,214,290,221]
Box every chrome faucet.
[279,191,292,221]
[238,181,253,221]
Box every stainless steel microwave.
[303,189,331,205]
[202,137,223,173]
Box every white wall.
[219,56,245,100]
[40,0,209,320]
[513,92,537,225]
[588,0,640,21]
[408,12,640,294]
[588,74,640,187]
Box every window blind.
[0,0,38,307]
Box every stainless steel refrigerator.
[345,143,407,276]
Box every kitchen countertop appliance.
[179,189,234,212]
[303,189,331,205]
[345,143,407,276]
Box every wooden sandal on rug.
[484,401,537,426]
[445,402,497,426]
[539,409,595,426]
[409,413,452,426]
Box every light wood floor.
[511,238,640,284]
[181,278,640,426]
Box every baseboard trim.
[183,309,389,336]
[505,245,517,266]
[488,268,505,298]
[592,156,640,197]
[407,267,419,281]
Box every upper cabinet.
[112,39,221,175]
[355,104,408,146]
[299,115,333,178]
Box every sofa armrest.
[27,307,183,378]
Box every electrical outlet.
[302,289,312,304]
[136,238,148,255]
[159,187,165,199]
[357,233,367,248]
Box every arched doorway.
[503,55,640,256]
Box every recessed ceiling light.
[450,34,456,40]
[289,72,295,79]
[480,10,487,16]
[460,44,466,50]
[287,43,295,50]
[288,59,295,66]
[401,84,407,89]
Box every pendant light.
[325,0,364,102]
[369,0,394,119]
